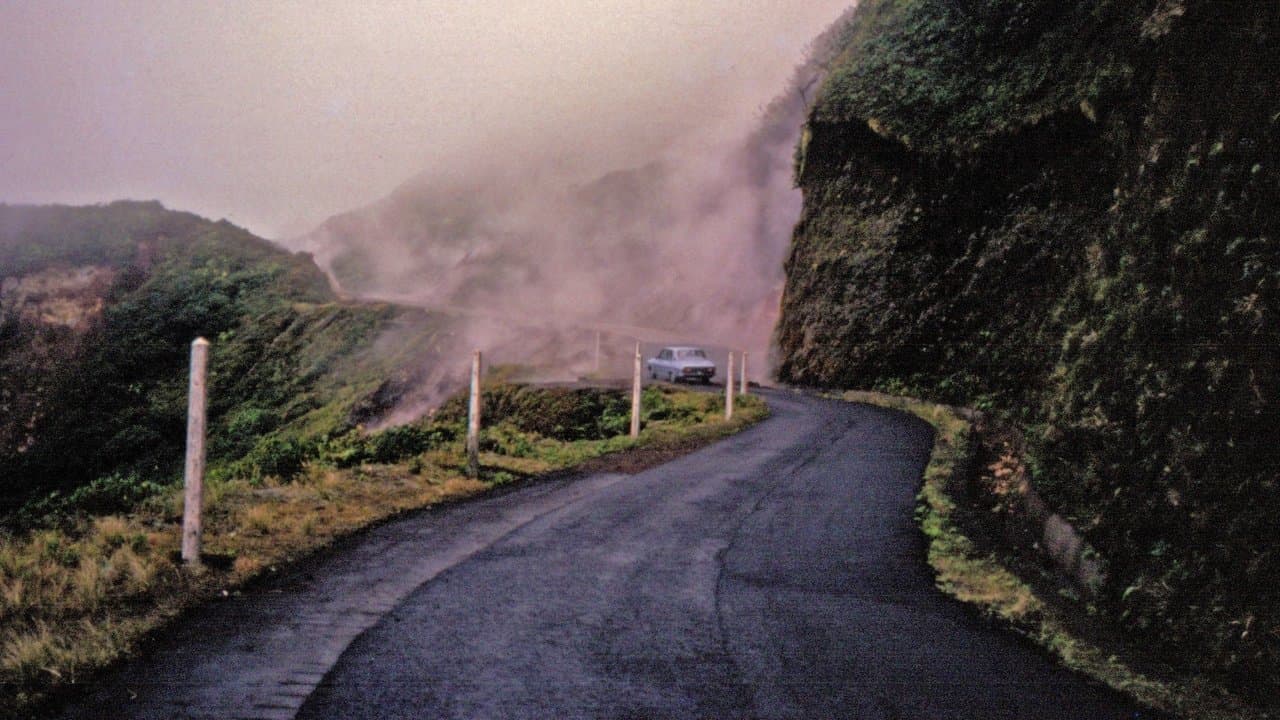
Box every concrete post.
[725,351,735,421]
[181,337,209,566]
[630,342,642,438]
[466,350,482,478]
[740,351,749,396]
[594,331,601,374]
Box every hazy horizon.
[0,1,852,238]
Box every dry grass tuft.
[2,621,60,684]
[91,516,130,547]
[232,555,265,577]
[242,504,276,535]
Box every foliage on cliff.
[778,0,1280,702]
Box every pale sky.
[0,1,851,237]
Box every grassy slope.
[0,202,426,518]
[778,0,1280,705]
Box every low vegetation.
[1,383,765,717]
[842,390,1268,720]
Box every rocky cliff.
[777,0,1280,698]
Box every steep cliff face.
[778,0,1280,696]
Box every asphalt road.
[60,390,1149,720]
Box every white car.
[647,346,716,384]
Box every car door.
[649,348,669,377]
[650,348,670,381]
[665,349,682,381]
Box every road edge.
[830,390,1266,720]
[29,393,771,720]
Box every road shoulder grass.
[4,385,766,720]
[835,390,1267,720]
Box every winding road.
[59,390,1148,719]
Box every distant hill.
[0,201,434,515]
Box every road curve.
[59,390,1149,720]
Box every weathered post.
[630,342,642,438]
[594,331,602,374]
[740,351,749,396]
[181,337,209,566]
[725,351,735,421]
[466,350,482,478]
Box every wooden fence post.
[594,331,602,374]
[182,337,209,566]
[630,342,642,438]
[740,351,749,396]
[467,350,482,478]
[725,351,735,421]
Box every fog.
[295,8,858,421]
[1,1,856,419]
[1,1,851,237]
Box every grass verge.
[836,390,1269,720]
[3,385,766,719]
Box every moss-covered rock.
[778,0,1280,700]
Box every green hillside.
[0,201,424,518]
[778,0,1279,701]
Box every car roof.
[662,346,706,352]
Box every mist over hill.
[0,9,865,509]
[291,8,860,375]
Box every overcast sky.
[0,1,851,237]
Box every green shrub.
[597,402,631,437]
[641,387,672,420]
[366,424,449,463]
[319,431,370,468]
[16,472,169,527]
[246,437,314,481]
[315,422,457,469]
[479,424,537,458]
[437,384,633,441]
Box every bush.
[597,402,631,437]
[16,472,169,527]
[438,384,633,441]
[366,424,450,463]
[315,422,457,469]
[479,424,537,457]
[246,437,314,481]
[641,387,672,421]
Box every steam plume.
[290,8,860,421]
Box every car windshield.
[677,349,706,359]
